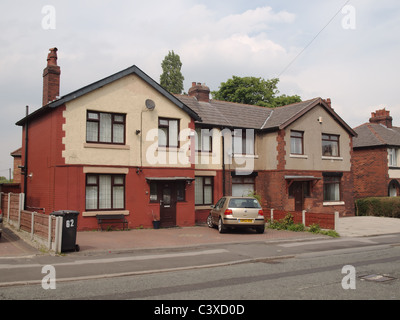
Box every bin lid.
[51,210,79,216]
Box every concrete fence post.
[334,211,339,230]
[7,193,11,223]
[18,194,23,230]
[302,210,306,226]
[54,216,63,253]
[31,212,35,240]
[48,215,52,250]
[270,208,274,223]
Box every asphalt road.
[0,233,399,301]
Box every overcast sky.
[0,0,399,178]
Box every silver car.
[207,196,265,234]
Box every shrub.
[355,197,400,218]
[308,223,321,234]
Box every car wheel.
[255,226,265,234]
[206,215,214,228]
[218,218,227,234]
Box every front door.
[160,183,177,227]
[293,182,304,212]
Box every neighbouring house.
[0,148,22,194]
[180,85,357,221]
[352,109,400,199]
[15,48,356,231]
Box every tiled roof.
[353,123,400,148]
[176,95,356,136]
[16,65,201,126]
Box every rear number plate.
[238,219,254,223]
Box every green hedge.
[355,197,400,218]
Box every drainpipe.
[23,105,29,210]
[221,127,226,196]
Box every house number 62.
[65,219,74,228]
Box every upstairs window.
[322,134,340,157]
[195,128,212,152]
[158,118,179,148]
[232,129,255,155]
[86,111,125,144]
[389,148,398,167]
[290,131,304,155]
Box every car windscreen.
[228,198,261,209]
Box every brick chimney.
[42,47,61,106]
[188,82,210,102]
[369,108,393,128]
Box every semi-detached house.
[352,109,400,199]
[16,48,356,231]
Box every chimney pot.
[369,108,393,128]
[188,82,210,103]
[43,47,61,106]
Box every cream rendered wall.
[62,74,193,168]
[254,131,278,170]
[284,106,352,171]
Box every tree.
[160,50,185,94]
[211,76,301,108]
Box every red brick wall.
[257,170,354,216]
[21,106,66,213]
[352,147,389,199]
[270,210,336,229]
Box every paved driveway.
[337,216,400,237]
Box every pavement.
[1,216,400,257]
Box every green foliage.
[355,197,400,218]
[160,50,185,94]
[0,176,11,184]
[268,213,339,237]
[246,191,262,204]
[308,223,321,234]
[211,76,301,108]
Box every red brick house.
[180,86,356,220]
[352,109,400,199]
[16,48,201,230]
[15,48,356,231]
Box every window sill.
[323,201,345,206]
[195,205,213,210]
[157,147,185,153]
[84,143,130,150]
[290,154,308,159]
[82,210,129,217]
[231,154,259,159]
[322,156,343,161]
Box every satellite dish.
[145,99,156,111]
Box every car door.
[211,197,225,224]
